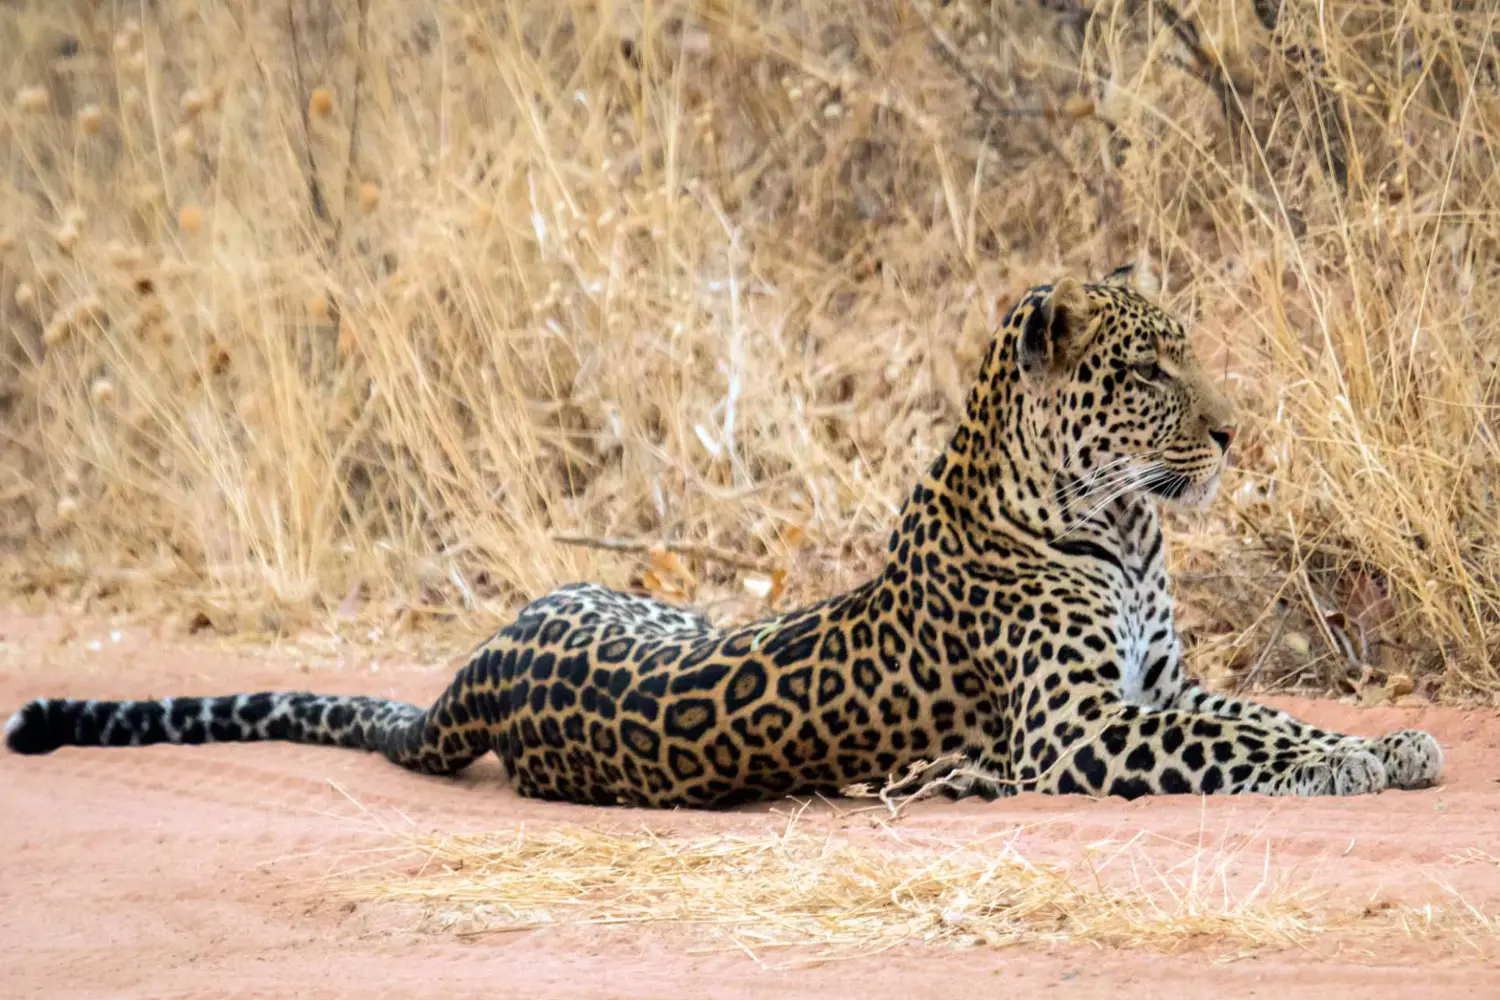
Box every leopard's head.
[1004,266,1237,514]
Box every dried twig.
[841,729,1099,819]
[285,0,330,225]
[336,0,371,251]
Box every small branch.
[551,534,775,574]
[285,0,330,225]
[335,0,370,253]
[843,727,1099,819]
[1238,603,1290,693]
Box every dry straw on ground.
[1,1,1498,696]
[332,816,1492,964]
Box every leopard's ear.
[1019,276,1093,383]
[1100,259,1160,296]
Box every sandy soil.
[3,610,1500,1000]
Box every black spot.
[876,622,908,671]
[723,661,768,714]
[851,659,880,696]
[849,621,874,650]
[1181,741,1206,770]
[620,691,661,722]
[598,637,635,663]
[750,703,793,743]
[816,668,846,706]
[668,745,706,781]
[1109,777,1151,799]
[703,733,742,777]
[669,662,729,695]
[263,714,291,741]
[728,717,766,749]
[819,630,849,664]
[588,721,618,756]
[663,698,718,741]
[820,708,852,737]
[1161,725,1184,755]
[762,614,821,655]
[557,654,591,687]
[238,695,275,726]
[620,719,662,762]
[1100,723,1129,756]
[1158,767,1190,794]
[1202,766,1223,793]
[529,684,550,714]
[909,655,943,693]
[592,668,625,699]
[1073,745,1107,790]
[772,633,820,667]
[776,667,814,713]
[539,718,566,749]
[1125,743,1157,772]
[168,699,201,733]
[641,643,685,673]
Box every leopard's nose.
[1208,426,1237,453]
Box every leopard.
[5,267,1443,806]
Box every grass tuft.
[333,819,1495,964]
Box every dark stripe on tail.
[5,664,495,776]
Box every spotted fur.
[5,269,1443,805]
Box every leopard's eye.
[1131,360,1166,383]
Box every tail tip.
[5,700,60,755]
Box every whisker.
[1055,469,1157,536]
[1055,451,1162,500]
[1057,463,1156,518]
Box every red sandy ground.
[3,609,1499,999]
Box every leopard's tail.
[5,663,497,775]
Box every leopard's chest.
[1114,576,1161,702]
[1110,513,1175,705]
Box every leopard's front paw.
[1368,729,1443,790]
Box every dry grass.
[2,0,1498,695]
[332,818,1491,964]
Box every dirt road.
[3,611,1499,999]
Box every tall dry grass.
[1,0,1497,696]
